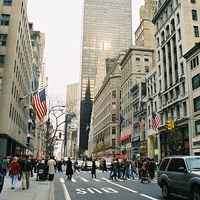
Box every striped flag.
[138,116,145,132]
[32,89,47,121]
[152,112,161,131]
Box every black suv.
[157,156,200,200]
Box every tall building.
[0,0,42,156]
[152,0,200,158]
[79,0,133,154]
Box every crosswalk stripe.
[71,177,77,182]
[80,177,89,182]
[92,178,101,182]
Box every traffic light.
[165,119,174,131]
[165,120,172,131]
[59,132,62,138]
[171,120,174,130]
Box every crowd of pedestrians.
[106,157,157,182]
[0,154,76,194]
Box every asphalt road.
[54,169,164,200]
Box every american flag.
[152,112,161,131]
[138,116,145,132]
[32,89,47,121]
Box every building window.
[0,55,5,68]
[1,14,10,26]
[195,120,200,136]
[145,66,149,72]
[136,65,140,72]
[112,114,116,122]
[192,74,200,90]
[135,55,140,61]
[191,0,196,3]
[176,13,180,24]
[192,10,198,21]
[3,0,12,6]
[183,102,187,116]
[112,91,116,98]
[194,26,199,37]
[179,45,183,57]
[178,28,181,41]
[144,55,149,61]
[0,34,7,46]
[112,127,116,135]
[190,55,199,69]
[112,81,116,87]
[112,102,116,110]
[194,96,200,112]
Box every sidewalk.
[0,173,54,200]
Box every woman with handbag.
[9,157,21,190]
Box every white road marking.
[71,177,77,182]
[140,194,159,200]
[80,177,89,182]
[92,178,101,182]
[60,178,71,200]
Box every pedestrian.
[66,157,73,180]
[91,159,97,179]
[9,157,21,190]
[111,160,118,180]
[1,157,8,176]
[47,156,56,181]
[109,159,115,179]
[37,159,47,181]
[0,166,4,194]
[102,159,107,172]
[20,155,32,190]
[57,160,63,172]
[130,159,138,179]
[74,159,80,172]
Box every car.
[157,155,200,200]
[81,160,92,171]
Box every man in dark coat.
[66,157,73,180]
[91,159,97,179]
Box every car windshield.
[186,158,200,171]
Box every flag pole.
[20,85,48,101]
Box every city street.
[54,169,161,200]
[0,168,189,200]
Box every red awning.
[106,154,114,158]
[119,134,131,142]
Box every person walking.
[20,155,32,190]
[91,159,97,179]
[9,157,21,190]
[74,159,80,172]
[102,159,107,172]
[66,157,73,180]
[47,156,56,181]
[1,157,8,176]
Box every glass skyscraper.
[79,0,133,155]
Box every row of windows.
[9,103,26,133]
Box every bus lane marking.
[60,178,71,200]
[101,177,159,200]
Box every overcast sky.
[27,0,144,101]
